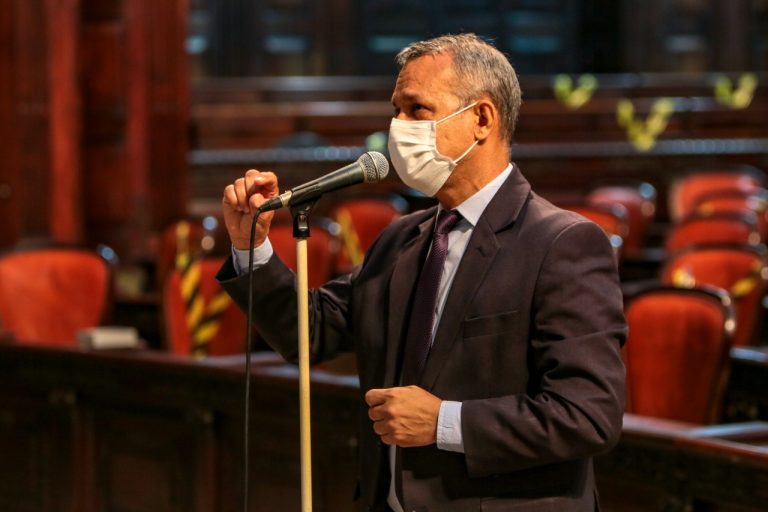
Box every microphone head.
[358,151,389,183]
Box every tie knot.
[435,209,462,235]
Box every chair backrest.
[268,219,339,288]
[588,182,657,253]
[624,284,735,424]
[330,195,407,272]
[661,244,768,346]
[163,257,246,356]
[559,200,629,256]
[694,188,768,242]
[0,248,111,346]
[156,216,228,290]
[668,167,766,223]
[665,212,761,254]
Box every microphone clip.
[290,199,319,239]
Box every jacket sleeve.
[461,220,627,477]
[217,254,356,364]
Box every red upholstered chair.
[0,248,111,346]
[667,167,766,223]
[664,212,761,254]
[694,189,768,242]
[329,195,407,273]
[623,284,735,424]
[268,219,339,288]
[163,257,246,356]
[559,201,629,256]
[661,244,768,346]
[588,182,657,254]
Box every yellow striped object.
[175,221,232,357]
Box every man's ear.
[473,99,496,141]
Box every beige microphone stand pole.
[293,208,313,512]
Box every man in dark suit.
[218,33,626,512]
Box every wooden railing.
[188,138,768,222]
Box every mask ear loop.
[436,102,479,165]
[452,139,479,164]
[436,101,478,125]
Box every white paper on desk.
[77,326,141,350]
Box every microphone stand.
[291,200,316,512]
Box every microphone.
[258,151,389,212]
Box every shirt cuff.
[232,238,274,275]
[436,400,464,453]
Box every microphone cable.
[243,209,261,512]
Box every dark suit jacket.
[218,165,627,512]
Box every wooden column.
[81,0,189,260]
[0,0,189,261]
[0,2,22,248]
[142,0,190,239]
[48,0,83,244]
[10,1,54,240]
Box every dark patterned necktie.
[401,209,462,385]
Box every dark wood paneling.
[723,347,768,423]
[190,80,768,149]
[190,0,768,77]
[0,0,189,261]
[81,0,123,21]
[187,73,768,225]
[597,415,768,512]
[143,0,190,235]
[0,345,361,512]
[0,390,76,512]
[0,1,21,247]
[2,345,768,512]
[14,0,52,238]
[621,0,761,73]
[79,0,131,257]
[90,408,214,512]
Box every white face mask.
[387,102,479,197]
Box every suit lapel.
[420,218,499,390]
[383,211,435,388]
[421,165,532,390]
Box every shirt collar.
[439,163,513,228]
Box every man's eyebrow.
[392,91,424,106]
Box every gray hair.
[395,33,522,143]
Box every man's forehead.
[398,54,453,81]
[392,55,455,101]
